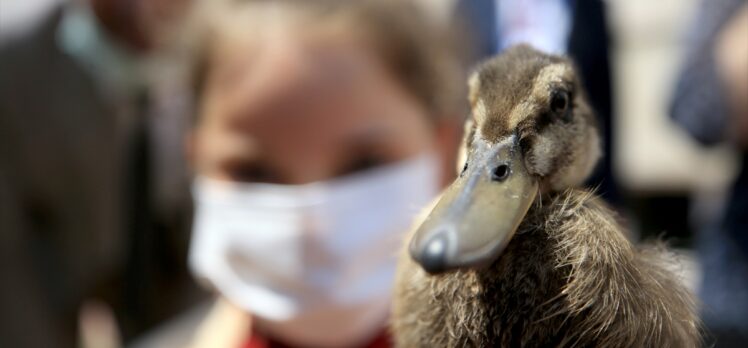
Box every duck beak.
[409,136,538,274]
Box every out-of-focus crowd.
[0,0,746,347]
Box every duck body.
[394,189,699,347]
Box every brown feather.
[393,190,701,347]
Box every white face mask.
[189,153,440,348]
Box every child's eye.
[341,155,386,176]
[225,161,275,183]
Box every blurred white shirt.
[496,0,573,54]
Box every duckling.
[392,45,700,348]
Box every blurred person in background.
[183,0,465,347]
[453,0,618,205]
[670,0,748,346]
[0,0,204,346]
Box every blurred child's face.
[188,15,461,343]
[192,32,439,184]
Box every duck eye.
[550,90,573,123]
[550,90,569,113]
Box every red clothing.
[242,330,392,348]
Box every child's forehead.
[208,17,373,77]
[201,50,419,125]
[208,1,354,45]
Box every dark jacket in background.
[670,0,748,346]
[0,9,201,348]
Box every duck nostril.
[491,164,511,182]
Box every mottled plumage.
[392,45,700,347]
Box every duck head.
[409,45,601,274]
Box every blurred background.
[1,0,746,347]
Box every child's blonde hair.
[187,0,466,121]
